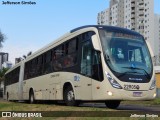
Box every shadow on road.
[79,103,160,112]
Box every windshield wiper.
[122,67,151,79]
[104,54,110,61]
[117,71,139,78]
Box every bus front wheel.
[105,100,121,109]
[29,90,35,104]
[64,86,78,106]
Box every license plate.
[133,92,142,97]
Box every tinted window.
[5,67,20,86]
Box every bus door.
[79,41,92,100]
[80,40,103,100]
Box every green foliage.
[0,30,6,48]
[0,67,9,81]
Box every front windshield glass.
[99,29,153,83]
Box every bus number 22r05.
[124,84,140,90]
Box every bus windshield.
[99,29,153,83]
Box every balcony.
[131,19,135,23]
[139,29,144,34]
[139,6,144,10]
[139,0,144,5]
[131,0,135,3]
[139,11,144,16]
[131,9,135,14]
[131,3,135,7]
[131,14,135,19]
[131,26,135,30]
[139,22,144,26]
[139,17,144,21]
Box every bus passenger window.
[81,41,92,76]
[53,60,62,71]
[92,51,103,81]
[68,39,77,54]
[43,51,52,74]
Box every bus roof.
[70,25,142,36]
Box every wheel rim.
[67,90,74,101]
[30,94,34,103]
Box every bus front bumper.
[108,88,157,101]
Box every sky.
[0,0,160,64]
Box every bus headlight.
[149,77,156,90]
[153,93,157,98]
[105,71,122,89]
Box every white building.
[97,8,110,25]
[2,61,12,69]
[97,0,156,57]
[0,52,8,70]
[154,14,160,65]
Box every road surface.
[80,103,160,111]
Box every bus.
[4,25,156,109]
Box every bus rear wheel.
[64,86,78,106]
[105,100,121,109]
[29,90,35,104]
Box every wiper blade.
[117,71,139,78]
[104,54,110,61]
[122,67,151,79]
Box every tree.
[0,30,6,48]
[0,67,9,82]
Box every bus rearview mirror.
[91,35,101,52]
[146,40,154,58]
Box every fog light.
[107,91,113,96]
[153,93,156,98]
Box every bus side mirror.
[146,40,154,57]
[91,35,101,52]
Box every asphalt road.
[80,103,160,111]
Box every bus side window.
[37,55,43,76]
[63,38,78,68]
[52,45,64,71]
[43,50,52,74]
[92,51,103,81]
[81,41,92,76]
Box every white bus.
[4,25,156,109]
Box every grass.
[121,98,160,106]
[0,98,160,111]
[0,99,160,120]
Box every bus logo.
[74,75,80,82]
[2,112,11,117]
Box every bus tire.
[29,90,35,104]
[64,86,78,106]
[105,100,121,109]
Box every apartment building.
[97,8,110,25]
[97,0,155,57]
[0,52,8,70]
[154,14,160,64]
